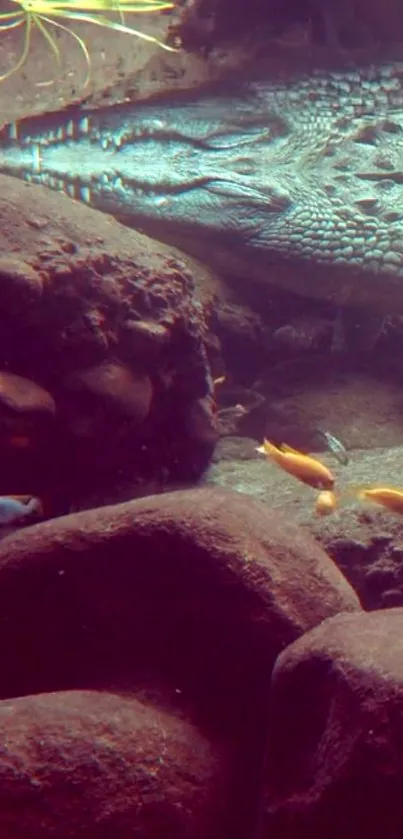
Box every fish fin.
[331,307,387,353]
[263,438,280,454]
[280,443,303,455]
[32,498,44,517]
[256,438,281,457]
[353,485,403,496]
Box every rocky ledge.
[0,174,218,513]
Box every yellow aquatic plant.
[0,0,177,86]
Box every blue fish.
[0,496,41,525]
[316,430,349,466]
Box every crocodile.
[2,61,403,325]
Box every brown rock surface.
[0,486,360,836]
[0,689,233,839]
[264,608,403,839]
[0,255,45,303]
[0,174,218,509]
[0,0,288,127]
[0,6,202,122]
[0,371,56,416]
[0,487,360,721]
[66,362,153,423]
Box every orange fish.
[356,487,403,515]
[314,490,338,517]
[256,438,335,490]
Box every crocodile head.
[2,62,403,317]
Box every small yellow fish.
[356,487,403,515]
[314,490,338,517]
[256,438,335,490]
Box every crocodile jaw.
[2,65,403,312]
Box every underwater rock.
[186,395,218,445]
[66,362,153,424]
[0,374,56,503]
[122,318,171,359]
[214,299,269,384]
[214,386,267,437]
[380,587,403,607]
[216,403,248,435]
[178,0,403,52]
[264,608,403,839]
[0,372,56,417]
[272,317,332,353]
[0,256,45,307]
[0,174,217,505]
[0,487,360,718]
[0,689,233,839]
[212,435,259,461]
[0,486,360,836]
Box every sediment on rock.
[0,174,219,512]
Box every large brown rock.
[65,362,153,424]
[0,486,360,838]
[0,689,233,839]
[0,487,359,721]
[0,174,218,509]
[264,608,403,839]
[0,371,56,416]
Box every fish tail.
[262,438,283,463]
[26,497,44,516]
[33,498,44,517]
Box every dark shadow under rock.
[178,0,403,52]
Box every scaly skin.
[2,63,403,313]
